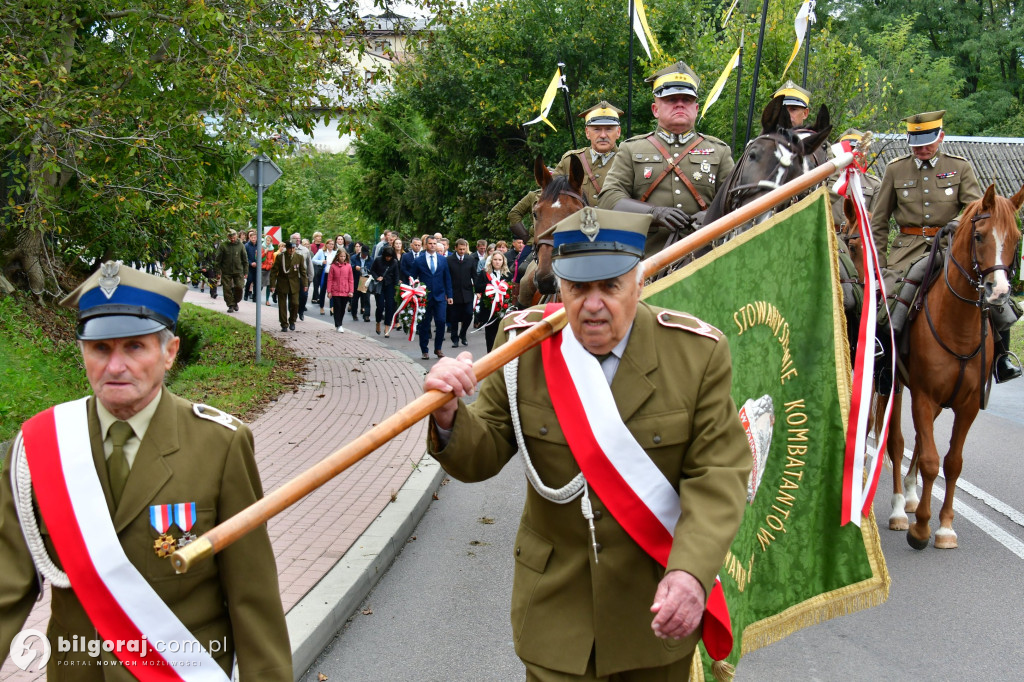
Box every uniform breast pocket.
[897,179,920,203]
[146,506,217,583]
[629,410,692,456]
[686,156,719,192]
[632,155,659,193]
[935,176,962,202]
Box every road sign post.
[240,154,283,363]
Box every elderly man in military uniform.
[214,227,248,313]
[0,263,292,680]
[553,101,624,205]
[423,207,751,680]
[270,240,307,332]
[773,79,811,128]
[599,61,735,256]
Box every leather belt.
[900,226,940,237]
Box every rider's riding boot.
[875,335,895,396]
[994,331,1021,383]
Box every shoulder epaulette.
[943,152,969,162]
[560,147,587,160]
[891,153,914,164]
[192,403,241,431]
[626,132,654,143]
[655,310,723,341]
[697,133,729,148]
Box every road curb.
[287,454,445,679]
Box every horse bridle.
[532,188,588,244]
[727,132,804,207]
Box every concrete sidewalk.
[3,289,445,680]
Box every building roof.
[871,133,1024,197]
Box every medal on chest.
[644,167,653,179]
[175,502,198,548]
[150,503,176,557]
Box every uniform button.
[674,176,680,181]
[675,189,681,194]
[653,435,662,444]
[516,547,521,556]
[539,426,548,436]
[673,152,679,157]
[593,194,598,199]
[925,215,931,219]
[593,510,603,520]
[595,543,603,554]
[676,204,683,208]
[924,189,930,194]
[924,202,930,206]
[923,177,929,182]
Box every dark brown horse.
[517,154,587,307]
[703,95,832,230]
[886,183,1024,549]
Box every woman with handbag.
[370,245,399,337]
[350,242,371,322]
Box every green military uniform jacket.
[269,250,306,293]
[598,128,735,254]
[214,240,248,277]
[0,391,292,680]
[508,189,541,236]
[869,151,982,274]
[428,303,751,676]
[553,146,619,204]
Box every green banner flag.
[643,188,890,679]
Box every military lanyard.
[641,134,708,210]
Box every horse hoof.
[934,528,958,549]
[904,496,919,514]
[888,515,909,531]
[906,530,929,551]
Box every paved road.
[301,372,1024,681]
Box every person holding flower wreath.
[474,250,513,352]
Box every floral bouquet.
[478,273,511,328]
[390,277,427,340]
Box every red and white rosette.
[831,140,896,526]
[482,273,510,325]
[389,277,426,340]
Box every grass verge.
[0,293,305,445]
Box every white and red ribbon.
[831,141,896,526]
[539,304,733,660]
[389,277,426,340]
[483,273,510,325]
[20,398,229,681]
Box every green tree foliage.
[348,0,865,242]
[0,0,436,295]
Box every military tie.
[107,420,134,507]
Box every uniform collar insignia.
[579,207,601,242]
[98,261,122,299]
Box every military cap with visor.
[61,261,188,340]
[646,61,700,99]
[903,110,945,147]
[551,207,651,282]
[773,80,810,109]
[578,101,624,126]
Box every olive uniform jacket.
[869,151,982,275]
[553,146,619,204]
[428,303,751,677]
[598,129,735,255]
[508,189,541,235]
[214,239,248,277]
[0,391,292,681]
[269,249,307,293]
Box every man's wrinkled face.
[912,132,944,162]
[291,234,301,246]
[560,269,641,355]
[585,124,621,154]
[83,333,178,419]
[785,105,809,127]
[652,94,699,134]
[512,238,524,252]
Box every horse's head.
[955,183,1024,306]
[725,96,833,223]
[532,153,587,246]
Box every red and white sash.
[20,398,229,681]
[539,307,733,660]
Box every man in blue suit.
[414,235,453,360]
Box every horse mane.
[539,173,589,206]
[954,188,1019,250]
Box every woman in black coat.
[370,245,400,336]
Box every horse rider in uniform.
[553,101,624,205]
[773,79,811,128]
[828,129,883,276]
[423,207,751,680]
[871,110,1019,383]
[0,263,292,679]
[509,189,541,242]
[598,61,735,256]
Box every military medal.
[174,502,198,548]
[643,167,653,179]
[154,534,177,557]
[700,160,711,174]
[902,190,909,197]
[693,171,703,181]
[150,504,176,557]
[945,187,954,195]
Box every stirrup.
[994,352,1022,384]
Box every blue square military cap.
[551,207,651,282]
[61,261,188,340]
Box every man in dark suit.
[414,235,453,360]
[447,238,477,348]
[400,237,422,283]
[0,262,292,680]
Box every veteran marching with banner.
[423,208,752,680]
[0,264,291,680]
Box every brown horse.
[517,154,586,308]
[885,183,1024,549]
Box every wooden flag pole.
[171,152,855,574]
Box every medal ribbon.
[150,504,173,534]
[389,277,426,340]
[832,140,895,526]
[174,502,196,533]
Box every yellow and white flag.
[720,0,741,27]
[631,0,661,61]
[700,47,741,120]
[523,66,563,132]
[782,0,816,79]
